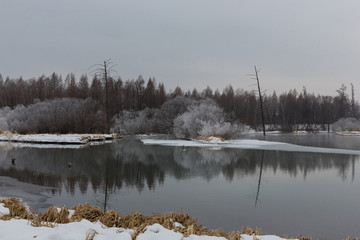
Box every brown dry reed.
[0,198,328,240]
[0,198,33,221]
[85,228,98,240]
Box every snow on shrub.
[112,108,160,135]
[157,96,193,133]
[332,118,360,132]
[0,107,11,131]
[173,99,248,139]
[0,98,105,134]
[112,96,193,135]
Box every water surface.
[0,134,359,240]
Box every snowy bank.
[0,219,295,240]
[141,138,360,155]
[0,198,296,240]
[335,131,360,136]
[0,132,121,145]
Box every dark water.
[0,134,359,240]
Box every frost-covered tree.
[78,74,89,99]
[0,107,11,131]
[332,118,360,132]
[334,84,350,120]
[157,96,193,133]
[111,108,162,135]
[112,96,193,135]
[0,98,105,134]
[173,99,248,139]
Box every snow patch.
[0,203,10,216]
[141,138,360,155]
[68,210,75,219]
[0,220,239,240]
[137,224,183,240]
[0,133,120,145]
[174,222,185,228]
[240,234,296,240]
[184,236,227,240]
[335,131,360,136]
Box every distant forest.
[0,73,358,134]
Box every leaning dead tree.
[90,59,118,133]
[250,66,266,136]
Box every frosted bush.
[332,118,360,132]
[173,99,248,139]
[157,96,193,133]
[112,96,193,135]
[199,121,247,139]
[0,107,12,131]
[112,108,161,134]
[3,98,104,134]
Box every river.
[0,133,359,240]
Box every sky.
[1,0,360,98]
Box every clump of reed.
[70,203,104,222]
[0,198,319,240]
[40,206,70,224]
[0,198,34,221]
[100,210,122,227]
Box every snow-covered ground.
[141,137,360,155]
[0,202,294,240]
[335,131,360,136]
[0,141,87,149]
[0,132,120,145]
[0,218,295,240]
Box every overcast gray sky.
[1,0,360,97]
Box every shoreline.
[0,198,300,240]
[0,130,358,146]
[0,132,121,145]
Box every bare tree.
[350,83,357,118]
[90,59,118,133]
[249,66,266,136]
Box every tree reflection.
[0,137,358,197]
[255,151,264,208]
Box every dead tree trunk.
[89,59,117,133]
[254,66,266,136]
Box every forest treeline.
[0,73,358,134]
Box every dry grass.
[40,206,70,224]
[0,198,328,240]
[241,226,261,236]
[100,210,122,227]
[345,237,360,240]
[0,198,33,220]
[85,228,98,240]
[70,203,104,222]
[80,136,91,142]
[297,236,312,240]
[2,131,14,139]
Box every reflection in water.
[1,136,359,239]
[0,137,358,198]
[255,151,264,208]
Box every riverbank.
[0,198,300,240]
[0,132,121,144]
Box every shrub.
[332,118,360,132]
[173,99,248,139]
[112,96,193,135]
[0,98,105,134]
[112,108,161,135]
